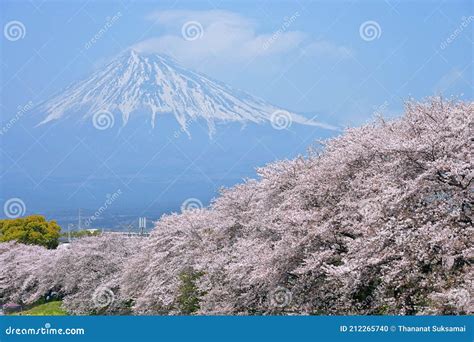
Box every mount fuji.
[2,49,337,228]
[37,49,333,134]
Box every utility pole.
[78,208,82,231]
[139,217,146,235]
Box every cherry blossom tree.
[0,235,141,315]
[53,235,141,315]
[0,242,58,305]
[2,97,471,316]
[121,97,472,315]
[120,209,229,314]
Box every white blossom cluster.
[0,242,58,305]
[1,97,472,315]
[0,236,140,315]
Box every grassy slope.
[15,301,67,316]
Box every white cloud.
[132,10,351,66]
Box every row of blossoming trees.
[1,98,472,315]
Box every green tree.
[176,269,205,314]
[0,215,61,249]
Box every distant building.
[85,228,99,234]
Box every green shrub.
[0,215,61,249]
[176,269,205,314]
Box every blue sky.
[1,0,472,126]
[0,0,472,226]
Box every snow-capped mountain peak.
[38,49,334,133]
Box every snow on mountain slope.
[38,49,335,133]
